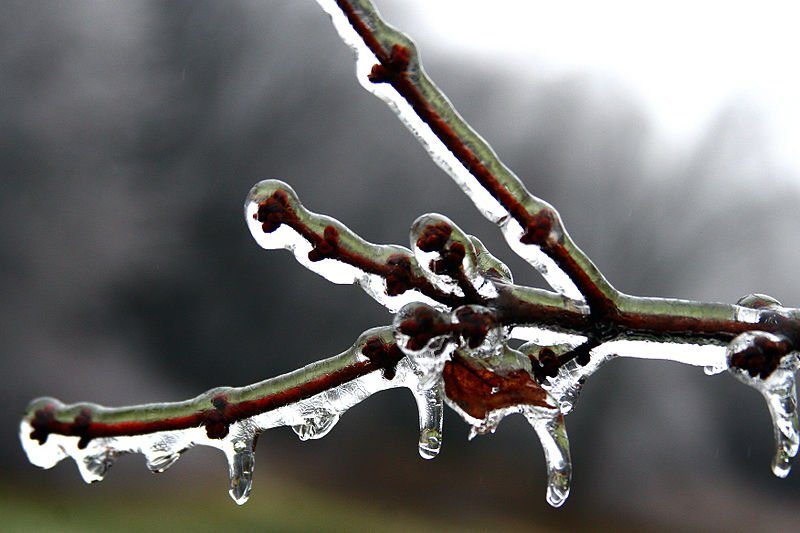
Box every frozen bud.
[452,305,504,358]
[393,302,453,355]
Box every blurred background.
[2,0,800,530]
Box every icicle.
[523,406,572,508]
[726,331,800,477]
[291,410,340,441]
[19,325,461,501]
[225,435,256,505]
[412,383,443,459]
[442,343,572,506]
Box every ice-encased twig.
[315,0,620,309]
[246,179,462,312]
[20,327,445,504]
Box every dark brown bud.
[255,190,291,233]
[520,209,554,245]
[416,222,452,252]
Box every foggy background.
[2,1,800,530]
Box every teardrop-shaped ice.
[227,438,256,505]
[726,332,800,477]
[523,406,572,507]
[291,411,340,441]
[413,383,443,459]
[145,451,181,473]
[78,449,117,484]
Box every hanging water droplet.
[291,411,340,441]
[418,428,441,460]
[523,406,572,508]
[227,439,256,505]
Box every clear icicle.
[726,332,800,477]
[443,344,572,507]
[523,406,572,507]
[412,383,443,459]
[226,435,256,505]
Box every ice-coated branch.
[317,0,616,310]
[315,0,800,493]
[21,327,445,504]
[20,0,800,509]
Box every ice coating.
[410,213,497,300]
[522,340,611,414]
[245,179,457,313]
[501,216,582,300]
[20,327,446,504]
[442,344,572,507]
[19,0,800,512]
[468,235,513,284]
[726,332,800,477]
[313,0,610,303]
